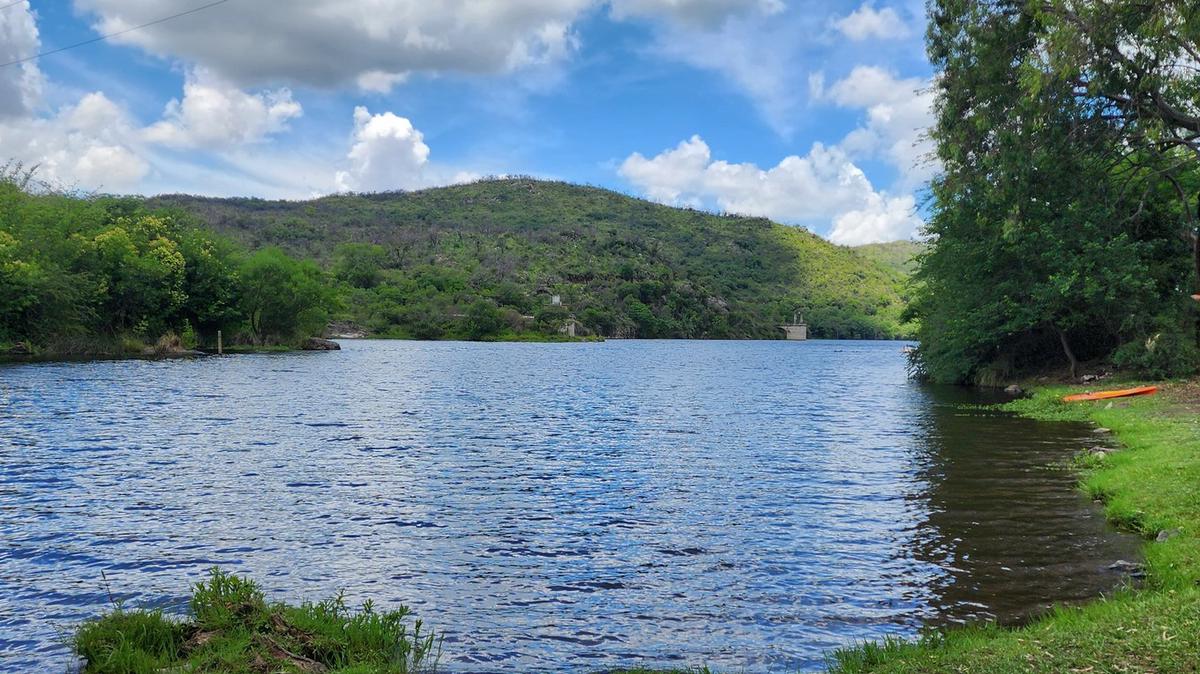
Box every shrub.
[1112,329,1200,379]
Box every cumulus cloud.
[816,65,936,188]
[0,92,148,190]
[610,0,784,27]
[334,106,432,192]
[832,2,910,41]
[0,2,44,118]
[830,192,918,245]
[143,69,302,148]
[619,134,921,244]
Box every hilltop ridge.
[150,178,914,340]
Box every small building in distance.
[779,312,808,341]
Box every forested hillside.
[852,241,924,278]
[149,179,913,341]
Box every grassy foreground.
[75,569,439,674]
[829,382,1200,673]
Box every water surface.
[0,340,1140,672]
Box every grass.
[827,382,1200,673]
[75,569,440,674]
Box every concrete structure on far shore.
[779,312,808,341]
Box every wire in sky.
[0,0,30,10]
[0,0,233,68]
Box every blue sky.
[0,0,936,243]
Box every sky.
[0,0,937,244]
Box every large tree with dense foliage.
[1036,0,1200,279]
[239,248,337,346]
[912,0,1198,383]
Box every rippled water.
[0,340,1140,672]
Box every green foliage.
[333,242,389,289]
[75,569,440,674]
[75,608,187,673]
[240,248,338,345]
[1112,330,1200,380]
[464,299,505,340]
[149,179,915,341]
[912,0,1199,383]
[851,241,924,278]
[0,176,333,352]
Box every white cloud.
[0,2,43,118]
[143,68,302,148]
[816,65,936,188]
[619,134,921,244]
[0,92,148,190]
[610,0,783,27]
[355,70,409,94]
[832,2,910,41]
[829,192,918,245]
[334,106,432,192]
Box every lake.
[0,339,1141,672]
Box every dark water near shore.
[0,340,1140,672]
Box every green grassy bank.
[75,569,440,674]
[830,382,1200,673]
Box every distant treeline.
[912,0,1200,383]
[0,166,334,354]
[2,170,916,353]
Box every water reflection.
[907,386,1141,625]
[0,340,1139,673]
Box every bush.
[1112,329,1200,379]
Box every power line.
[0,0,30,10]
[0,0,233,68]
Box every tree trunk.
[1053,324,1078,380]
[1194,227,1200,347]
[1194,227,1200,285]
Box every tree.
[912,0,1195,383]
[176,228,243,342]
[332,242,388,289]
[80,216,188,338]
[464,299,504,340]
[239,248,336,345]
[1027,1,1200,287]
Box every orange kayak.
[1063,386,1158,403]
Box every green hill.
[149,178,913,340]
[851,240,925,278]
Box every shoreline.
[829,381,1200,673]
[1,336,916,365]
